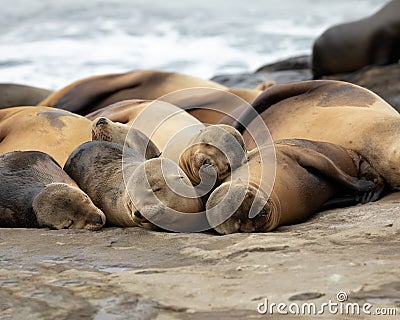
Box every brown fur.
[0,106,91,166]
[92,117,160,159]
[0,151,105,230]
[231,80,400,188]
[206,139,384,234]
[39,70,226,115]
[179,125,246,186]
[64,141,203,229]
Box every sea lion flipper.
[290,147,376,192]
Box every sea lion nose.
[134,210,142,219]
[96,118,108,126]
[95,215,104,225]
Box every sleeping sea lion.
[0,106,91,166]
[0,151,105,230]
[206,139,384,234]
[232,80,400,188]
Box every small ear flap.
[289,146,375,192]
[53,73,141,114]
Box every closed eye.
[259,209,268,216]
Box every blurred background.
[0,0,388,89]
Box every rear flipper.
[319,196,362,212]
[319,187,379,212]
[357,158,387,202]
[287,145,377,193]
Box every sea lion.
[38,70,226,115]
[206,139,383,234]
[0,106,91,166]
[0,83,52,109]
[0,151,105,230]
[312,0,400,78]
[64,141,203,229]
[38,69,265,117]
[86,97,233,126]
[126,157,206,232]
[89,102,205,162]
[232,80,400,188]
[86,100,151,124]
[84,85,257,129]
[92,117,160,160]
[64,141,144,227]
[91,115,246,192]
[178,124,246,187]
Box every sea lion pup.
[89,102,205,161]
[64,141,143,227]
[0,83,52,109]
[231,80,400,188]
[179,125,247,187]
[312,0,400,78]
[0,151,105,230]
[92,117,160,160]
[91,115,246,190]
[38,70,226,115]
[206,139,383,235]
[126,157,205,232]
[0,106,91,166]
[64,141,203,228]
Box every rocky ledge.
[1,192,399,319]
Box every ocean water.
[0,0,388,89]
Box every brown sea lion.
[84,86,256,128]
[178,124,246,187]
[232,80,400,188]
[0,151,105,230]
[92,117,160,160]
[0,83,52,108]
[126,157,206,232]
[85,98,230,126]
[91,115,246,193]
[39,70,265,117]
[64,141,144,227]
[64,141,203,229]
[89,101,205,162]
[312,0,400,78]
[38,70,226,115]
[206,139,383,234]
[0,106,91,166]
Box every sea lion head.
[206,181,280,234]
[32,183,106,230]
[179,124,246,186]
[92,117,160,159]
[126,158,205,232]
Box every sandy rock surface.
[1,193,400,319]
